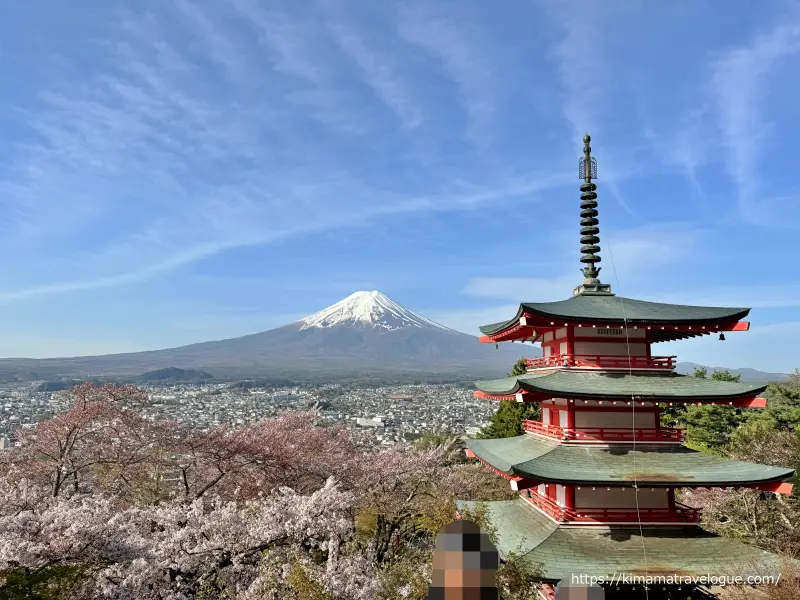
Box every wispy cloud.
[643,110,711,202]
[0,1,569,305]
[2,0,799,362]
[710,15,800,225]
[396,3,501,152]
[543,1,640,215]
[325,18,424,130]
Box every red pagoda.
[458,135,795,599]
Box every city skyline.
[1,1,799,372]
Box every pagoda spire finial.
[574,133,613,296]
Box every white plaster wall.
[573,410,656,429]
[555,327,567,339]
[543,399,568,407]
[575,487,669,509]
[574,341,647,357]
[543,332,553,342]
[556,485,566,507]
[559,341,568,355]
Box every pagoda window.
[576,328,647,340]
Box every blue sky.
[1,1,799,372]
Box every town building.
[457,135,795,599]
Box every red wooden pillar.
[547,484,557,501]
[654,403,662,433]
[566,486,576,510]
[566,326,575,363]
[645,329,652,362]
[567,403,575,430]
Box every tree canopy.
[478,359,539,439]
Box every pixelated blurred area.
[555,579,605,599]
[425,519,500,599]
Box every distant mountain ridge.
[0,291,784,384]
[675,362,788,382]
[0,291,528,382]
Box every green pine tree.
[478,359,539,439]
[680,368,743,451]
[743,370,800,431]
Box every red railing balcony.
[522,491,701,524]
[525,354,676,370]
[522,419,684,443]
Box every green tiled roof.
[475,371,767,400]
[466,435,794,485]
[456,499,783,583]
[479,295,749,335]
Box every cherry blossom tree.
[0,478,375,599]
[0,384,514,599]
[167,411,359,502]
[11,382,159,499]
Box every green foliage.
[665,368,745,449]
[286,562,332,600]
[711,370,741,382]
[691,367,741,382]
[354,507,379,539]
[508,358,527,377]
[752,375,800,432]
[478,402,539,439]
[455,503,496,540]
[197,572,234,600]
[374,552,431,600]
[0,564,97,600]
[497,551,544,600]
[682,404,742,451]
[412,429,458,451]
[478,361,540,439]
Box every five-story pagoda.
[457,135,795,598]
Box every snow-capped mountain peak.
[298,291,453,332]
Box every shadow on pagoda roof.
[466,435,794,487]
[456,498,788,584]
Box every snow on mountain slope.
[298,291,454,332]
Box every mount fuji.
[298,291,456,332]
[0,291,529,382]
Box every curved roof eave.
[466,436,795,487]
[474,372,767,400]
[479,296,751,336]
